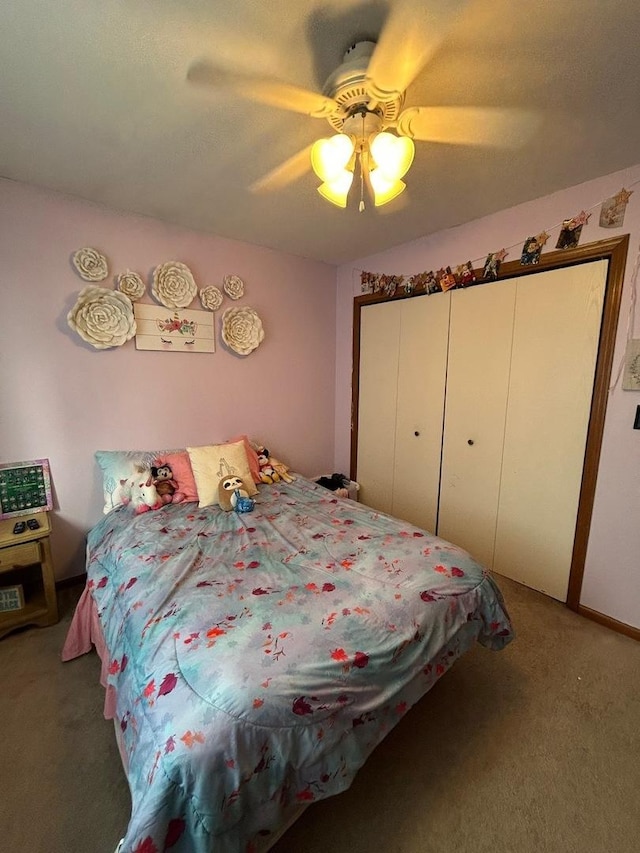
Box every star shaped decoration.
[614,187,633,205]
[572,210,591,227]
[536,231,550,247]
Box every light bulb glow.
[311,134,355,182]
[317,169,354,207]
[369,169,406,206]
[369,132,415,181]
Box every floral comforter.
[70,476,513,853]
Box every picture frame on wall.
[622,339,640,391]
[0,459,53,519]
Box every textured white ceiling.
[1,0,639,264]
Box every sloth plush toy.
[218,475,254,512]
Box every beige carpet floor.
[1,576,639,853]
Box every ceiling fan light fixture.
[318,169,354,208]
[311,133,355,182]
[369,170,406,207]
[369,131,415,181]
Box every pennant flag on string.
[456,261,477,287]
[520,231,549,265]
[483,249,508,280]
[600,188,633,228]
[556,211,591,249]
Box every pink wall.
[0,178,337,579]
[335,164,640,630]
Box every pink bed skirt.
[61,585,118,721]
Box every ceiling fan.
[187,1,536,211]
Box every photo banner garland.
[358,186,636,298]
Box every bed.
[63,460,513,853]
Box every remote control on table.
[27,518,40,530]
[12,521,26,534]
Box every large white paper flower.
[223,274,245,300]
[152,261,197,308]
[200,285,223,311]
[72,247,109,281]
[67,286,136,349]
[117,270,146,301]
[221,306,264,355]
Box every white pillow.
[187,441,258,508]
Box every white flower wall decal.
[72,247,109,281]
[221,306,264,355]
[67,286,136,349]
[152,261,197,308]
[223,274,245,300]
[200,285,224,311]
[117,270,146,301]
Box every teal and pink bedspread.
[63,476,513,852]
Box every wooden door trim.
[565,236,629,608]
[350,235,630,611]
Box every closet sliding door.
[352,236,627,612]
[492,261,607,600]
[391,294,450,531]
[356,300,401,515]
[356,294,450,532]
[437,279,516,569]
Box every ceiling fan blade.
[366,0,468,99]
[249,144,314,194]
[396,106,540,148]
[187,61,340,118]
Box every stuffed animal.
[270,457,295,484]
[257,447,281,484]
[121,467,163,514]
[234,491,255,513]
[218,475,253,511]
[151,463,185,505]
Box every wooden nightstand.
[0,511,58,639]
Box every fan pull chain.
[359,111,366,212]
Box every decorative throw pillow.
[95,449,161,514]
[227,434,261,484]
[153,450,199,503]
[187,441,258,508]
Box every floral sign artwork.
[134,303,214,353]
[157,315,198,337]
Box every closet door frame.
[351,234,628,613]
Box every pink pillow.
[155,451,199,502]
[227,435,261,484]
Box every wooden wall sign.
[134,304,215,353]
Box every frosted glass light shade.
[317,169,354,208]
[311,134,355,182]
[369,132,415,181]
[369,169,406,206]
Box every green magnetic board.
[0,459,53,519]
